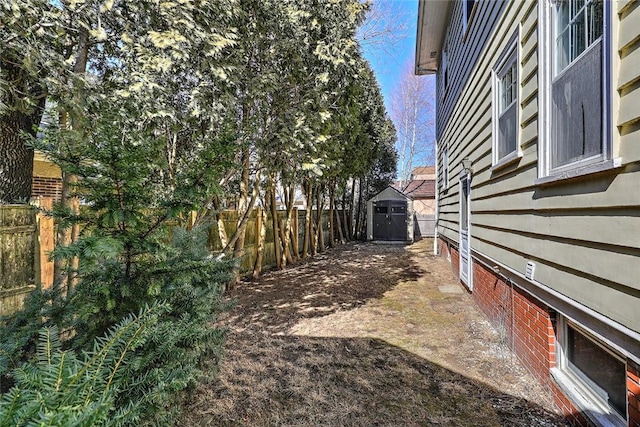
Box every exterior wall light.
[461,157,473,174]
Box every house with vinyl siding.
[415,1,640,426]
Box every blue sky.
[362,0,438,171]
[363,0,420,110]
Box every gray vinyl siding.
[436,1,506,140]
[436,0,640,334]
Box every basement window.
[554,317,627,426]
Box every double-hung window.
[540,0,610,177]
[492,34,519,167]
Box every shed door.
[374,201,407,241]
[389,202,408,240]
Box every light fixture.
[461,157,473,173]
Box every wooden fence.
[0,205,37,315]
[207,208,333,273]
[0,202,338,310]
[414,214,436,238]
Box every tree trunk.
[334,193,345,245]
[349,177,357,240]
[291,207,300,260]
[342,184,350,241]
[328,182,335,248]
[57,28,90,291]
[355,177,364,240]
[316,185,325,253]
[269,180,282,268]
[0,108,42,203]
[252,207,266,279]
[211,196,229,249]
[278,182,295,268]
[0,59,46,204]
[302,179,312,259]
[309,185,317,256]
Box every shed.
[366,186,414,242]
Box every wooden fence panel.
[35,197,55,288]
[8,206,344,305]
[0,205,37,315]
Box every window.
[375,206,388,214]
[492,34,519,166]
[442,143,449,189]
[462,0,476,33]
[440,48,449,99]
[539,0,610,177]
[391,206,406,214]
[460,179,469,231]
[555,318,627,426]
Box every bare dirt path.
[182,239,567,426]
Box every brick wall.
[437,238,450,259]
[32,176,62,201]
[450,246,460,278]
[436,237,640,426]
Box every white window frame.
[442,143,449,190]
[553,316,627,427]
[537,0,615,181]
[491,31,521,169]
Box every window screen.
[551,40,602,169]
[567,325,626,417]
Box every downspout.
[433,139,439,255]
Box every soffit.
[415,0,451,75]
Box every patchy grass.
[182,239,567,426]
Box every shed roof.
[369,185,410,202]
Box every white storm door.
[459,174,472,289]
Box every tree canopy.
[1,0,397,423]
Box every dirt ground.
[182,239,568,426]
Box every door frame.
[459,171,472,289]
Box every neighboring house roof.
[412,166,435,176]
[401,180,435,199]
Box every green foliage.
[1,226,229,424]
[3,105,232,423]
[0,304,166,427]
[2,0,398,421]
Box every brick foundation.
[32,176,62,201]
[437,237,640,427]
[630,361,640,427]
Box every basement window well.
[554,317,627,426]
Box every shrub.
[0,304,166,427]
